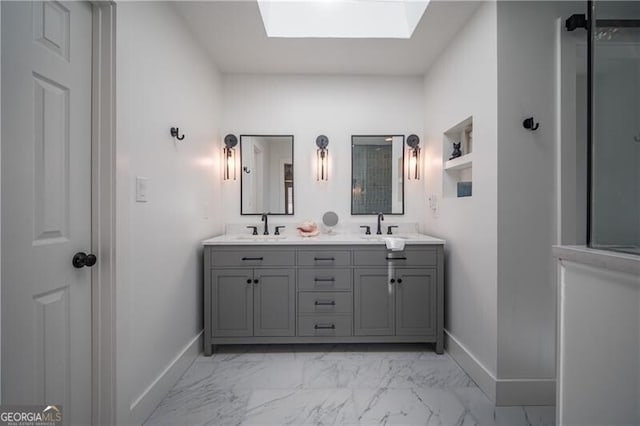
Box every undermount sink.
[232,235,288,241]
[359,235,409,241]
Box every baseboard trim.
[445,330,497,402]
[445,330,555,406]
[130,331,203,425]
[496,378,556,406]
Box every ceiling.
[172,1,480,76]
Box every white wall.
[423,0,499,382]
[496,0,582,386]
[221,74,425,226]
[115,2,222,424]
[424,1,588,404]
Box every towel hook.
[170,127,185,141]
[523,117,540,131]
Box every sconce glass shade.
[408,146,420,180]
[223,146,236,180]
[317,148,328,181]
[316,135,329,181]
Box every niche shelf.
[444,152,473,171]
[443,116,473,198]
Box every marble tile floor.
[144,344,555,426]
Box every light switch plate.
[136,176,148,202]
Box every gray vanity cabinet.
[211,269,253,338]
[205,247,296,355]
[210,268,295,340]
[354,269,394,336]
[354,268,436,337]
[204,243,444,355]
[395,268,436,336]
[253,269,296,337]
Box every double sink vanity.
[204,133,445,355]
[202,228,445,356]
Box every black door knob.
[72,252,97,268]
[246,279,252,284]
[253,279,259,284]
[390,278,395,283]
[397,278,403,284]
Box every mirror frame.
[350,134,405,216]
[240,134,295,215]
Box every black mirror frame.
[240,134,295,216]
[350,134,405,216]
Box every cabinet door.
[354,268,394,336]
[211,269,253,337]
[395,268,436,336]
[253,268,296,337]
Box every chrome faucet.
[376,212,384,235]
[261,213,269,235]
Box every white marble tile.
[352,387,479,426]
[302,358,397,389]
[454,387,555,426]
[241,389,358,425]
[147,345,553,426]
[144,386,249,426]
[206,360,305,390]
[385,358,476,389]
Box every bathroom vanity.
[202,234,445,355]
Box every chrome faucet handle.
[359,225,371,235]
[246,226,258,236]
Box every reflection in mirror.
[351,135,404,215]
[241,135,294,215]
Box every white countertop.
[202,232,445,246]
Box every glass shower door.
[589,1,640,254]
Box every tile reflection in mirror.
[351,135,405,215]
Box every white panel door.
[2,1,93,424]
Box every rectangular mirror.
[351,135,404,215]
[241,135,294,215]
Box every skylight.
[257,0,431,39]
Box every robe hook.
[523,117,540,131]
[170,127,185,141]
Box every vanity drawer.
[353,248,437,267]
[298,315,352,337]
[297,250,351,267]
[211,250,295,267]
[298,292,352,314]
[298,268,352,291]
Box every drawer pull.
[314,300,336,306]
[242,257,263,261]
[314,257,335,261]
[314,324,336,330]
[314,277,335,283]
[385,256,407,260]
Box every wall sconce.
[223,134,237,181]
[407,134,420,180]
[316,135,329,181]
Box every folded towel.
[384,237,406,251]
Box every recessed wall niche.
[443,116,473,198]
